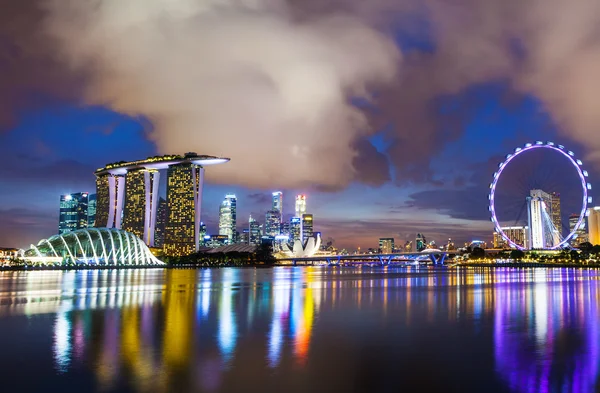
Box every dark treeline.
[164,243,277,267]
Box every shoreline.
[1,262,600,271]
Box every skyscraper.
[379,238,394,254]
[295,195,306,217]
[301,214,313,241]
[87,194,97,227]
[249,216,261,246]
[415,233,427,251]
[290,217,302,242]
[125,169,160,246]
[272,191,283,218]
[569,214,588,246]
[154,197,167,248]
[588,207,600,245]
[528,189,560,249]
[496,226,528,249]
[265,210,281,237]
[164,163,204,256]
[95,153,229,251]
[551,192,562,234]
[95,173,125,228]
[218,194,237,243]
[59,193,89,235]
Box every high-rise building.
[218,194,237,243]
[122,169,159,242]
[290,217,302,242]
[265,210,281,237]
[415,233,427,251]
[495,226,528,249]
[164,163,204,256]
[154,197,167,248]
[295,195,306,217]
[302,214,313,241]
[379,238,394,254]
[493,232,506,249]
[199,222,207,239]
[249,216,261,246]
[95,173,125,228]
[59,193,89,235]
[588,207,600,245]
[87,194,97,227]
[528,189,561,249]
[95,153,229,253]
[281,221,290,237]
[240,229,249,245]
[569,213,588,246]
[272,192,283,218]
[551,192,562,234]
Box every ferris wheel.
[489,142,591,250]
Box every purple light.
[489,143,590,250]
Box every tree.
[579,242,593,254]
[570,249,580,261]
[510,249,525,260]
[591,245,600,256]
[471,247,485,259]
[255,243,276,266]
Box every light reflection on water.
[0,267,599,392]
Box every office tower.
[199,222,207,239]
[302,214,313,240]
[528,195,546,249]
[240,229,250,245]
[493,232,506,249]
[551,192,562,233]
[588,207,600,245]
[154,197,167,248]
[496,226,528,249]
[265,210,282,236]
[379,238,394,254]
[295,195,306,217]
[281,221,290,237]
[87,194,97,227]
[272,191,283,218]
[95,173,125,228]
[218,194,237,243]
[528,189,560,248]
[249,216,261,246]
[164,163,204,256]
[415,233,426,251]
[569,214,588,246]
[290,217,302,242]
[59,193,89,235]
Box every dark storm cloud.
[0,0,83,131]
[352,138,391,187]
[406,188,488,221]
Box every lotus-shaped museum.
[24,228,163,265]
[281,234,322,258]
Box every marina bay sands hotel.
[94,153,229,256]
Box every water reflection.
[0,267,600,392]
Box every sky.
[2,0,600,250]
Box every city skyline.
[3,2,600,250]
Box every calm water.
[0,267,599,393]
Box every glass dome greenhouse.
[24,228,163,265]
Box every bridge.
[278,249,460,266]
